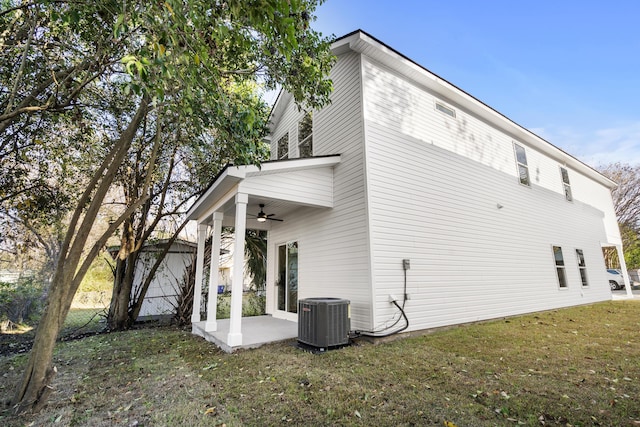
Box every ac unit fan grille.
[298,298,350,349]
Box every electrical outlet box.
[402,259,410,270]
[388,294,399,303]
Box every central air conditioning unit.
[298,297,350,351]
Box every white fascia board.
[236,155,341,177]
[185,168,242,221]
[267,90,293,133]
[346,31,616,190]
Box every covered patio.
[192,316,298,353]
[185,155,340,352]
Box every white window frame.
[560,166,572,201]
[277,133,289,160]
[435,101,456,118]
[513,142,531,187]
[552,245,568,289]
[575,249,589,287]
[297,112,313,158]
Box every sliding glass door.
[277,241,298,315]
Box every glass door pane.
[276,242,298,314]
[287,242,298,313]
[277,244,286,311]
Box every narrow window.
[435,101,456,118]
[513,143,530,187]
[560,167,572,201]
[298,112,313,158]
[576,249,588,287]
[553,246,568,288]
[277,133,289,160]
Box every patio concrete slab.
[192,315,298,353]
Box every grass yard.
[1,300,639,426]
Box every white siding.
[362,56,613,332]
[270,95,299,160]
[135,250,194,318]
[240,168,334,207]
[266,52,373,329]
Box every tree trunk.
[10,270,70,413]
[11,97,150,414]
[107,251,139,330]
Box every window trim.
[513,142,531,187]
[435,101,456,118]
[559,166,572,201]
[277,133,289,160]
[297,112,313,158]
[575,249,589,287]
[552,245,568,289]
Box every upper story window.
[560,167,572,201]
[435,101,456,118]
[277,133,289,160]
[298,112,313,158]
[513,143,530,187]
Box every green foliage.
[215,292,266,319]
[620,223,640,269]
[79,255,114,293]
[245,229,267,290]
[0,277,46,325]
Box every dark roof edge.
[336,30,614,187]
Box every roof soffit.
[186,155,341,222]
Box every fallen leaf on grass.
[204,407,217,415]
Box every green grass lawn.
[2,300,640,426]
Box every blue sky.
[312,0,640,167]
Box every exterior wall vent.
[435,101,456,118]
[298,298,350,350]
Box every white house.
[186,30,632,351]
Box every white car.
[607,269,625,290]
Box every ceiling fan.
[255,204,283,222]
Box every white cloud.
[529,122,640,168]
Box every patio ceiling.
[186,155,341,227]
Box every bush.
[215,291,266,319]
[0,277,46,325]
[79,255,114,292]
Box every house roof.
[186,155,341,223]
[270,29,616,190]
[106,238,197,255]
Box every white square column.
[191,223,208,323]
[205,212,223,331]
[227,193,248,347]
[617,244,634,298]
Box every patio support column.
[617,244,634,298]
[227,193,248,347]
[191,222,207,323]
[205,212,223,331]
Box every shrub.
[215,291,266,319]
[0,277,46,325]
